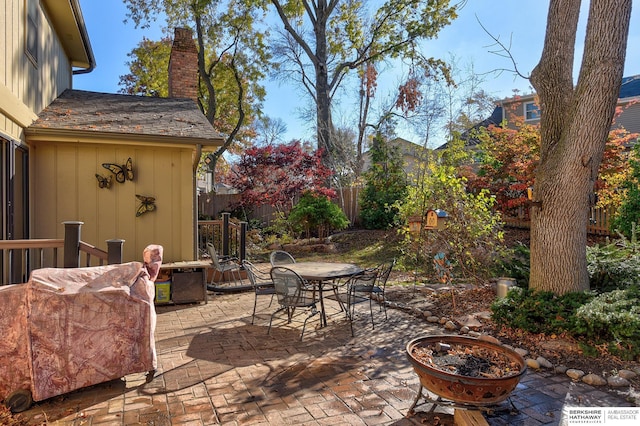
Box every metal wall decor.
[95,174,112,189]
[102,157,134,183]
[135,195,156,217]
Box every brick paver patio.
[16,288,635,425]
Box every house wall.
[615,98,640,134]
[31,141,196,263]
[501,94,640,135]
[1,0,72,141]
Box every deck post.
[240,221,247,262]
[106,239,125,264]
[222,212,230,256]
[63,221,84,268]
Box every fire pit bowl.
[406,335,526,406]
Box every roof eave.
[41,0,96,74]
[24,127,224,147]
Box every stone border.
[373,291,640,401]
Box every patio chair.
[206,242,243,291]
[268,266,320,340]
[330,268,380,336]
[269,250,296,266]
[242,260,276,325]
[371,258,395,320]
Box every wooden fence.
[198,186,363,227]
[200,190,615,236]
[503,205,615,236]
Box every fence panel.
[199,186,364,228]
[200,189,615,236]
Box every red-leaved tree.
[468,115,635,218]
[224,141,335,215]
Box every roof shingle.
[28,90,222,143]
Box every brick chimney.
[168,28,199,102]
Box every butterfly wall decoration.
[95,174,112,189]
[102,157,134,184]
[136,194,156,217]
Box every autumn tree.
[528,0,632,294]
[224,141,335,215]
[268,0,459,168]
[122,0,270,179]
[468,116,633,221]
[119,37,172,97]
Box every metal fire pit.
[406,335,526,413]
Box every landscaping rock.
[555,365,568,374]
[515,348,529,358]
[526,358,540,369]
[427,316,439,323]
[607,376,630,387]
[567,369,586,380]
[467,331,481,338]
[459,326,470,334]
[454,314,483,329]
[618,369,638,380]
[536,356,553,369]
[422,310,433,317]
[582,374,607,386]
[444,320,457,330]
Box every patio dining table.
[284,261,363,327]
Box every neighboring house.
[1,1,223,264]
[444,75,640,152]
[362,137,431,177]
[498,74,640,134]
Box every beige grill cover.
[0,245,162,403]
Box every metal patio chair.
[269,250,296,266]
[206,242,244,292]
[268,266,320,340]
[242,260,276,324]
[329,267,380,336]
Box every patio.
[15,286,634,425]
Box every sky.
[74,1,640,145]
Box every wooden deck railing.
[1,221,124,285]
[197,213,247,261]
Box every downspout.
[193,144,203,259]
[70,0,96,75]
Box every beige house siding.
[32,141,197,263]
[1,0,72,140]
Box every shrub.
[288,191,349,239]
[573,286,640,360]
[586,232,640,291]
[610,142,640,238]
[491,288,594,335]
[397,143,504,280]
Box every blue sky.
[74,1,640,144]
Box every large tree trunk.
[529,0,632,294]
[314,9,334,165]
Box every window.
[525,102,540,121]
[25,0,38,66]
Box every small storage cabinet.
[158,261,209,304]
